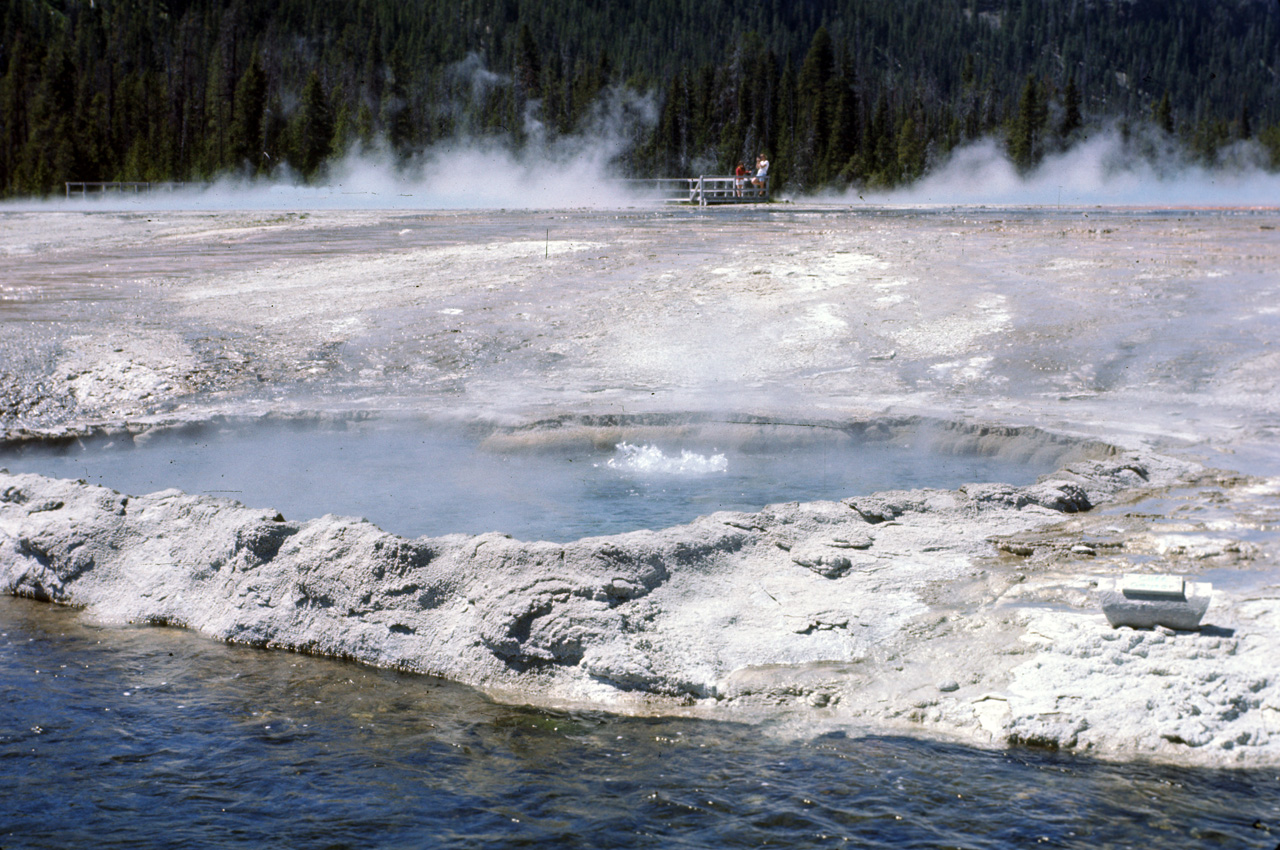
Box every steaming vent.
[602,443,729,476]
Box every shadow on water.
[0,413,1097,542]
[2,595,1277,849]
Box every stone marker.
[1097,573,1213,631]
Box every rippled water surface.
[2,596,1277,849]
[0,417,1061,541]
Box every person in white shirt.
[753,154,769,193]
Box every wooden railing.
[66,178,768,205]
[65,181,195,198]
[630,175,770,205]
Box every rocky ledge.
[5,437,1277,768]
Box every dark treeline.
[3,0,1279,197]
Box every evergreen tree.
[1,0,1279,197]
[355,102,376,147]
[329,85,355,157]
[0,34,33,192]
[794,26,836,188]
[653,71,689,176]
[1153,91,1173,135]
[960,53,975,90]
[773,62,798,189]
[263,95,288,166]
[570,51,610,130]
[293,71,334,179]
[515,23,541,100]
[383,48,414,156]
[1059,75,1082,141]
[203,46,234,173]
[897,114,925,182]
[826,70,859,182]
[228,54,267,171]
[863,95,895,186]
[1008,74,1046,172]
[19,35,77,193]
[1260,123,1280,170]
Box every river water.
[3,595,1277,849]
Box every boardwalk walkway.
[65,181,195,198]
[66,177,769,205]
[638,175,770,205]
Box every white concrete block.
[1097,574,1212,631]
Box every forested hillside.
[2,0,1278,197]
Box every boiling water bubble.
[602,443,728,476]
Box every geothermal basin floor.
[2,205,1279,769]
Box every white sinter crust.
[2,207,1279,767]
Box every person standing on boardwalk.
[753,154,769,195]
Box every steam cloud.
[8,72,659,212]
[6,91,1279,211]
[855,127,1280,208]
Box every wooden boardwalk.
[66,178,769,205]
[639,175,770,205]
[65,181,195,198]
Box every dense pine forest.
[2,0,1279,197]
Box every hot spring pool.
[0,416,1078,542]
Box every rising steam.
[7,89,1279,211]
[8,69,659,212]
[856,126,1280,208]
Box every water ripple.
[2,596,1277,849]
